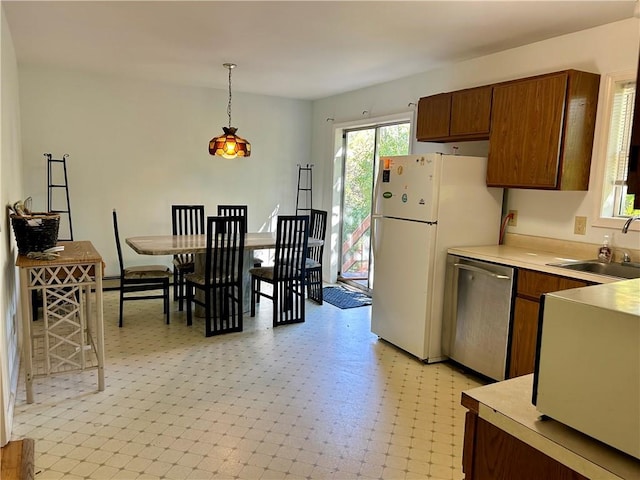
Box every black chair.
[217,205,262,267]
[306,209,328,304]
[112,210,171,327]
[217,205,247,228]
[185,216,245,337]
[171,205,205,311]
[250,215,309,327]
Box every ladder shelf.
[46,153,73,241]
[296,164,313,216]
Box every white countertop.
[546,278,640,316]
[448,244,624,284]
[463,375,640,479]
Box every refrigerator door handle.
[371,215,381,258]
[454,263,511,280]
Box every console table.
[16,241,105,403]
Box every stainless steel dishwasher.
[442,254,515,381]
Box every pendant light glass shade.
[210,63,251,159]
[209,127,251,158]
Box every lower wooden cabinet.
[508,269,590,378]
[508,297,540,378]
[463,412,588,480]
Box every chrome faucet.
[621,216,640,234]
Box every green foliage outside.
[623,194,640,216]
[342,123,410,275]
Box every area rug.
[322,285,372,309]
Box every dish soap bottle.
[598,234,612,263]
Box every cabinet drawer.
[517,269,588,300]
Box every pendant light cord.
[227,65,233,129]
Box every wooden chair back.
[204,215,246,288]
[308,209,327,263]
[217,205,248,233]
[172,205,205,264]
[202,215,245,335]
[273,215,310,282]
[112,209,126,275]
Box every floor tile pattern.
[12,289,484,479]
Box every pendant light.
[209,63,251,158]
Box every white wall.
[311,18,640,269]
[18,66,313,277]
[1,6,25,446]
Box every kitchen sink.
[548,260,640,280]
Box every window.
[600,73,638,219]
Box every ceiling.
[3,1,637,100]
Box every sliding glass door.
[339,121,410,291]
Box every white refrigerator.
[370,153,503,362]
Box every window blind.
[611,80,636,185]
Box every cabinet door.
[450,86,492,137]
[487,73,568,188]
[470,417,589,480]
[416,93,451,141]
[509,297,540,378]
[509,270,590,379]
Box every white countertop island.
[461,375,640,480]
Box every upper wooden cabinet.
[487,70,600,190]
[416,86,492,142]
[416,93,451,140]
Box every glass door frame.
[337,119,412,293]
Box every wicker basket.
[10,213,60,255]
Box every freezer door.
[371,216,436,359]
[375,154,438,222]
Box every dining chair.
[217,204,262,267]
[217,205,247,228]
[112,209,171,327]
[250,215,309,327]
[171,205,205,311]
[305,209,328,304]
[185,216,245,337]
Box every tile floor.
[12,288,485,479]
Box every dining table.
[125,232,323,313]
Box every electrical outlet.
[574,216,587,235]
[508,210,517,227]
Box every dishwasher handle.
[454,262,511,280]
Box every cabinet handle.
[454,263,511,280]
